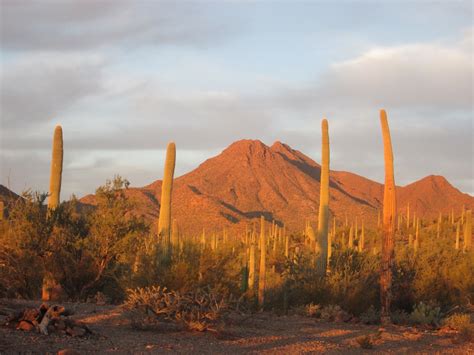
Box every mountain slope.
[80,140,474,235]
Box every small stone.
[56,319,66,330]
[16,320,35,331]
[66,326,87,337]
[57,349,81,355]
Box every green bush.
[409,302,442,326]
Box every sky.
[0,0,473,199]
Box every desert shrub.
[319,304,350,322]
[360,305,380,324]
[409,301,442,326]
[0,192,54,298]
[406,230,474,309]
[0,177,149,301]
[356,335,374,349]
[442,313,471,330]
[123,285,230,331]
[305,303,321,317]
[390,309,410,325]
[326,250,380,315]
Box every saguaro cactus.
[348,224,354,249]
[358,221,365,252]
[171,218,179,250]
[316,118,330,276]
[455,221,460,250]
[158,142,176,254]
[0,200,4,220]
[248,244,256,294]
[379,109,397,324]
[464,210,472,252]
[258,216,266,308]
[406,203,410,230]
[48,125,63,210]
[414,218,420,254]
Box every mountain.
[0,184,21,204]
[80,140,474,235]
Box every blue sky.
[1,0,473,198]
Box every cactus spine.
[379,109,397,325]
[315,119,330,276]
[158,142,176,255]
[48,125,63,210]
[464,210,472,252]
[258,216,266,308]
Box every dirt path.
[1,299,472,354]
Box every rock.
[55,318,66,330]
[22,308,39,322]
[16,320,35,331]
[57,349,81,355]
[66,326,87,337]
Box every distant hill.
[0,184,21,204]
[80,140,474,235]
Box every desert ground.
[1,299,472,354]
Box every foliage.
[0,176,148,301]
[360,305,380,325]
[356,335,374,349]
[442,313,471,330]
[319,304,350,322]
[304,303,321,317]
[409,302,442,326]
[123,285,230,331]
[1,183,473,326]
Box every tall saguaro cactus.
[48,125,63,210]
[158,142,176,254]
[379,109,397,324]
[464,210,472,252]
[316,118,330,276]
[258,215,266,308]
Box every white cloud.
[280,27,473,111]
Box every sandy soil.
[0,299,472,354]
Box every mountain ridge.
[81,139,474,234]
[2,139,473,235]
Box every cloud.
[280,28,473,110]
[1,52,105,128]
[0,0,236,52]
